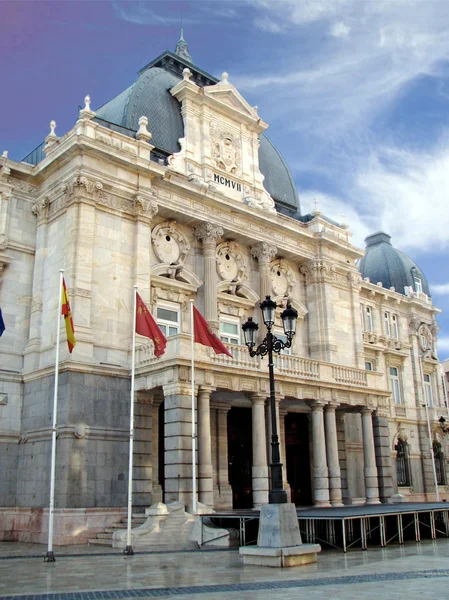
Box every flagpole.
[190,299,197,514]
[420,357,440,502]
[124,285,137,556]
[45,269,64,563]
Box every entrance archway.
[285,412,312,506]
[227,407,253,509]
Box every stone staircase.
[88,513,147,547]
[89,503,236,550]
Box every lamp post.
[242,296,298,504]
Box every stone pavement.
[1,539,449,599]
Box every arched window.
[433,441,446,486]
[395,438,410,487]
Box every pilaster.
[197,385,215,507]
[373,411,394,502]
[162,382,197,506]
[193,222,223,332]
[211,402,233,509]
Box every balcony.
[135,335,381,391]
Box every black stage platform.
[202,503,449,551]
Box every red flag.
[193,306,232,357]
[135,292,167,358]
[61,278,76,353]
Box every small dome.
[358,232,430,296]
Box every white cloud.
[254,16,285,33]
[235,2,449,140]
[353,143,449,251]
[438,336,449,355]
[330,22,351,38]
[431,283,449,295]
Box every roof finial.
[311,197,321,216]
[180,16,185,41]
[175,21,193,63]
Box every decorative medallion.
[151,221,190,266]
[270,259,295,297]
[216,241,245,282]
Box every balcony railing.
[135,336,371,388]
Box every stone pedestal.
[239,503,321,568]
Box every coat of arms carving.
[210,123,241,175]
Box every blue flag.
[0,308,5,337]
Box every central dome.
[96,45,300,216]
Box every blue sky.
[2,0,448,356]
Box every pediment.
[204,83,257,119]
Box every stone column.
[193,222,223,333]
[279,407,291,500]
[373,411,394,503]
[211,403,233,509]
[251,241,277,301]
[361,408,381,504]
[324,403,343,506]
[151,398,163,504]
[197,385,214,507]
[251,394,269,507]
[311,402,331,506]
[336,413,349,504]
[163,383,197,507]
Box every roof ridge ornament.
[175,26,193,63]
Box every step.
[96,533,113,540]
[88,538,113,546]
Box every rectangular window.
[390,367,402,405]
[424,373,433,407]
[365,361,373,371]
[414,277,423,293]
[392,315,399,339]
[157,303,180,337]
[219,318,240,345]
[384,312,391,337]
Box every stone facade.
[0,49,447,544]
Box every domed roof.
[358,232,430,296]
[96,46,300,215]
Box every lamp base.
[239,502,321,568]
[240,544,321,568]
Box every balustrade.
[135,336,372,389]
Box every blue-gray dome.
[96,51,300,215]
[358,232,430,296]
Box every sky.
[1,0,449,357]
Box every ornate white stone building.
[0,35,447,544]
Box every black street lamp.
[242,296,298,504]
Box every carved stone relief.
[210,122,241,175]
[216,241,245,282]
[152,221,190,266]
[270,258,294,297]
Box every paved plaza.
[1,538,449,599]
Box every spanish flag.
[61,278,76,353]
